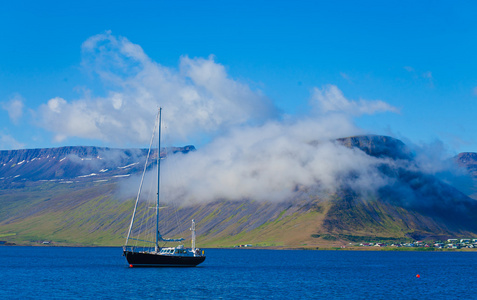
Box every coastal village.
[3,239,477,250]
[356,239,477,249]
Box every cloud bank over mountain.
[34,32,424,204]
[160,124,391,203]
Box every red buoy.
[416,274,420,278]
[129,264,133,268]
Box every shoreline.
[2,244,476,252]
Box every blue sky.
[1,1,476,154]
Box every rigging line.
[135,197,152,249]
[143,174,158,250]
[133,182,156,250]
[133,200,148,248]
[125,111,160,246]
[134,166,158,250]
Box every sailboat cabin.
[159,246,202,257]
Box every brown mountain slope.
[1,136,477,247]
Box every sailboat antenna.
[191,219,196,251]
[155,107,162,252]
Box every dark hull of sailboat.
[124,251,206,267]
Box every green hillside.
[1,179,476,248]
[0,181,132,245]
[2,138,477,248]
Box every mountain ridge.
[1,135,477,247]
[0,145,195,186]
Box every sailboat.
[122,108,206,267]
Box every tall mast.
[155,107,162,252]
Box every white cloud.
[35,32,407,204]
[153,84,400,204]
[310,84,399,116]
[38,31,278,146]
[1,94,25,124]
[159,117,390,204]
[47,97,66,113]
[118,84,401,204]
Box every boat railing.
[123,245,134,252]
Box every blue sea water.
[0,247,475,299]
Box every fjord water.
[0,247,475,299]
